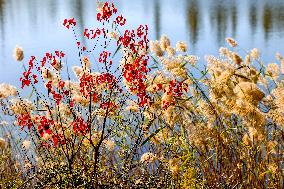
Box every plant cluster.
[0,1,283,188]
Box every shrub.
[0,1,283,188]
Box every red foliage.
[18,1,153,148]
[63,18,76,29]
[115,15,126,26]
[37,116,53,137]
[72,117,88,135]
[97,2,117,22]
[99,51,112,64]
[17,114,33,129]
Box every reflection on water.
[210,2,229,46]
[250,4,257,34]
[186,0,199,46]
[263,3,272,40]
[0,0,5,40]
[0,0,284,85]
[154,0,161,39]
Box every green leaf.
[29,88,35,99]
[141,126,165,146]
[150,66,159,69]
[181,61,187,67]
[35,109,48,112]
[151,55,160,66]
[112,44,122,58]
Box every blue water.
[0,0,284,88]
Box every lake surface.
[0,0,284,87]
